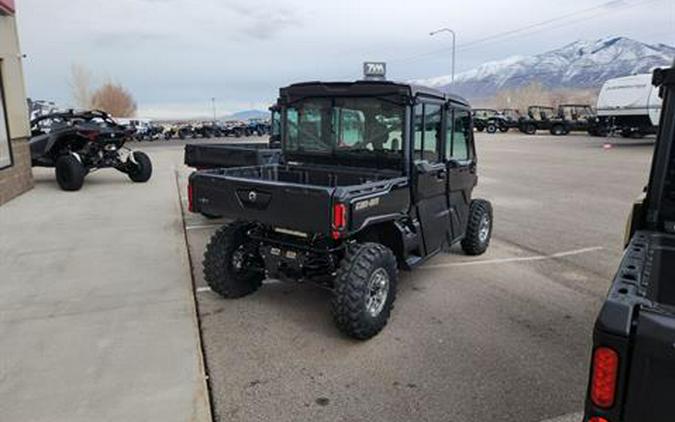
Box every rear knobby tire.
[332,243,398,340]
[55,155,86,191]
[127,151,153,183]
[550,125,566,136]
[486,123,497,134]
[524,124,537,135]
[461,199,493,256]
[203,222,264,298]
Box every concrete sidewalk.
[0,149,210,421]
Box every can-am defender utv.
[548,104,606,136]
[519,105,556,135]
[472,108,498,132]
[485,108,522,134]
[29,110,152,191]
[188,80,493,340]
[582,64,675,422]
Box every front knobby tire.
[203,222,264,298]
[55,155,86,191]
[332,243,398,340]
[461,199,493,256]
[127,151,153,183]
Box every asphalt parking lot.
[176,132,654,422]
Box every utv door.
[445,107,477,242]
[413,102,451,255]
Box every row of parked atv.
[132,119,272,142]
[473,104,610,137]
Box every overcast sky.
[17,0,675,118]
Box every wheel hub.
[231,247,246,272]
[478,214,491,243]
[365,268,390,318]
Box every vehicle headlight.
[104,143,118,151]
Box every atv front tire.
[332,243,398,340]
[203,222,264,298]
[461,199,493,256]
[55,155,86,191]
[127,151,153,183]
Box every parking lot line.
[422,246,604,269]
[185,223,223,231]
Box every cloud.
[225,0,303,40]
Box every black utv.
[472,108,498,132]
[188,81,493,339]
[549,104,606,136]
[29,110,152,191]
[485,108,522,133]
[519,105,556,134]
[583,65,675,422]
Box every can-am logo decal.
[248,191,257,202]
[354,197,380,211]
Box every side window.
[449,109,471,161]
[413,104,423,158]
[423,104,442,162]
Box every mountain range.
[413,37,675,100]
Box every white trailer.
[597,73,662,137]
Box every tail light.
[78,130,98,141]
[331,203,347,240]
[187,183,195,213]
[588,417,609,422]
[590,347,619,409]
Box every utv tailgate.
[190,167,332,234]
[184,143,281,169]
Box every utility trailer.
[583,64,675,422]
[188,80,493,339]
[597,73,662,138]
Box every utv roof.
[279,80,469,107]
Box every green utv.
[188,80,493,339]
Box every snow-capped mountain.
[414,37,675,99]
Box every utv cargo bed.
[189,164,407,235]
[184,143,281,169]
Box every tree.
[69,64,93,109]
[90,82,137,117]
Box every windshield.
[285,97,404,156]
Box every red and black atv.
[29,110,153,191]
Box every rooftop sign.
[363,62,387,80]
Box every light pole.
[211,97,216,122]
[429,28,456,85]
